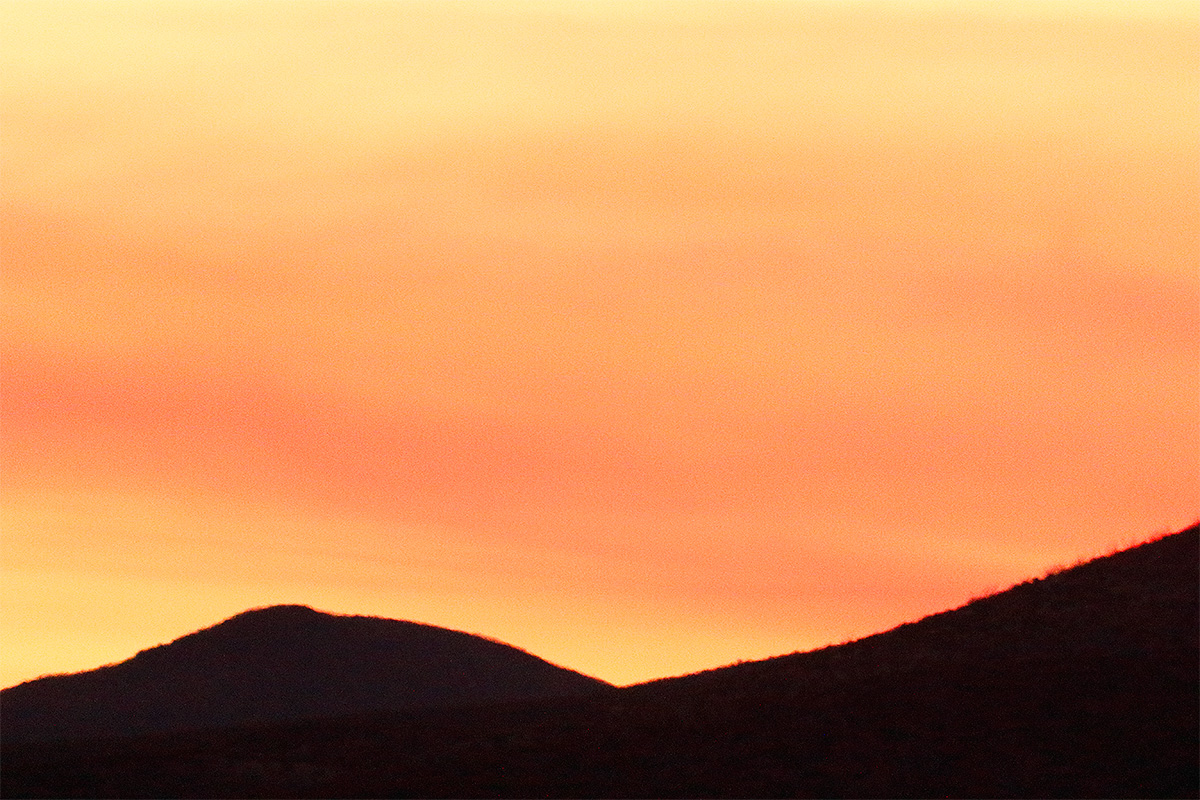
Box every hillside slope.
[0,604,612,743]
[3,524,1196,798]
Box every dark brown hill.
[3,524,1197,798]
[0,604,612,743]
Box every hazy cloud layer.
[2,0,1197,685]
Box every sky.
[2,0,1197,688]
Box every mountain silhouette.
[2,523,1196,798]
[0,604,612,743]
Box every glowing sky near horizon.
[2,0,1197,688]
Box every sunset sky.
[2,0,1197,688]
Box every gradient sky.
[2,0,1197,688]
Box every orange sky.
[2,0,1197,688]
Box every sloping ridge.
[637,521,1198,697]
[0,605,612,742]
[599,522,1198,798]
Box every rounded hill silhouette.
[1,604,612,742]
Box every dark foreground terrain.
[3,524,1197,798]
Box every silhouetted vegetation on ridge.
[2,524,1196,798]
